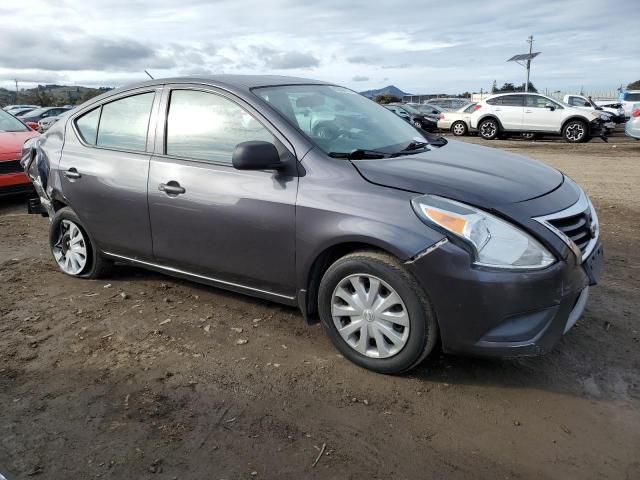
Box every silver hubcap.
[566,123,585,141]
[53,219,88,275]
[480,121,496,137]
[331,274,410,359]
[452,122,465,135]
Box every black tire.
[562,119,589,143]
[318,251,438,374]
[478,118,499,140]
[49,207,112,279]
[451,121,468,136]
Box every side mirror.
[545,105,556,111]
[26,121,40,131]
[232,141,283,171]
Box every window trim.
[155,85,296,169]
[71,87,160,155]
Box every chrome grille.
[547,209,594,255]
[534,190,599,262]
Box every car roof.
[110,75,331,95]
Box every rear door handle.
[159,181,186,195]
[63,168,81,179]
[524,109,533,113]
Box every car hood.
[351,139,563,208]
[0,130,39,160]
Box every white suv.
[469,93,613,143]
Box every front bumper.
[407,240,596,358]
[0,172,33,196]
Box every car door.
[59,88,161,259]
[491,95,524,130]
[147,86,298,298]
[523,95,564,132]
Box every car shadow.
[102,263,639,404]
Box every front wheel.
[451,121,468,136]
[563,120,589,143]
[49,207,112,278]
[318,251,438,374]
[478,118,499,140]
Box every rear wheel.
[318,251,438,374]
[478,118,499,140]
[563,119,589,143]
[49,207,112,278]
[451,121,468,136]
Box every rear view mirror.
[232,141,283,171]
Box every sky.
[0,0,638,95]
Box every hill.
[0,84,113,107]
[359,85,410,98]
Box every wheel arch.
[299,241,400,325]
[476,114,504,131]
[561,115,590,131]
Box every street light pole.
[525,35,533,93]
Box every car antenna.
[144,70,154,80]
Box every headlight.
[412,195,555,269]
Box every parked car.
[470,93,613,142]
[38,108,75,132]
[22,75,602,374]
[437,103,478,136]
[383,103,437,131]
[624,104,640,140]
[425,98,470,111]
[3,104,39,112]
[563,94,625,123]
[6,107,38,118]
[0,109,39,196]
[618,90,640,119]
[413,103,446,118]
[17,106,73,123]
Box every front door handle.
[63,167,81,179]
[159,181,186,196]
[524,109,533,113]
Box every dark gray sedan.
[22,75,603,374]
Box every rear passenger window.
[76,108,101,145]
[96,92,155,152]
[165,90,274,164]
[500,95,524,106]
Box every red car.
[0,109,40,196]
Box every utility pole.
[507,37,540,93]
[525,35,533,92]
[14,79,19,103]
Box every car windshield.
[0,109,29,132]
[253,85,431,156]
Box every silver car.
[625,103,640,140]
[437,103,478,136]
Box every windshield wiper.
[328,149,390,160]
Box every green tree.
[627,80,640,90]
[373,93,401,104]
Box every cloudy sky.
[1,0,638,94]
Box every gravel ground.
[1,132,639,479]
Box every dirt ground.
[1,131,639,480]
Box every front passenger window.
[165,90,274,164]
